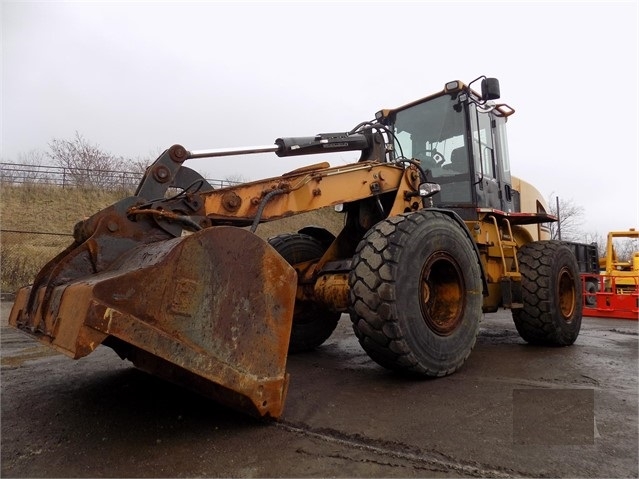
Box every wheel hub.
[557,266,576,321]
[420,252,464,336]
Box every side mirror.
[481,78,500,101]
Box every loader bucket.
[9,226,297,418]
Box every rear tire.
[268,233,340,353]
[348,210,483,376]
[512,241,582,345]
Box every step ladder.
[489,216,523,308]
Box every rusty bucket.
[9,226,297,418]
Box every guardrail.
[0,162,141,189]
[0,162,238,190]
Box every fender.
[425,207,489,296]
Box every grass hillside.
[0,184,344,292]
[1,185,126,233]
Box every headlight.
[418,182,441,198]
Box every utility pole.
[556,196,562,240]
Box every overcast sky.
[2,1,638,237]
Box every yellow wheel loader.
[9,77,583,418]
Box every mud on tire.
[268,233,340,353]
[348,210,483,377]
[512,240,582,346]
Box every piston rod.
[188,145,280,159]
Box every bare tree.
[1,150,46,185]
[225,174,248,185]
[547,194,585,241]
[612,237,639,262]
[583,231,638,264]
[47,132,127,189]
[128,158,151,174]
[16,149,46,165]
[583,231,606,258]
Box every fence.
[0,162,142,190]
[0,162,238,190]
[0,163,241,295]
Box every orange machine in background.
[583,229,639,320]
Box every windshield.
[391,94,472,203]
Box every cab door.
[492,113,514,212]
[470,103,512,212]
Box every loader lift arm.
[130,126,408,231]
[9,124,431,419]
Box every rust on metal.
[313,273,350,312]
[221,191,242,212]
[169,144,187,163]
[6,145,421,419]
[10,225,297,418]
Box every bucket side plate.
[9,227,297,418]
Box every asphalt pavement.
[1,301,637,478]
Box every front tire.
[348,210,483,376]
[512,241,582,345]
[268,233,340,353]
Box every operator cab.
[380,77,516,221]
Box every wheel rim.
[557,266,576,321]
[420,252,464,336]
